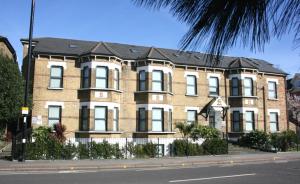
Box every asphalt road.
[0,160,299,184]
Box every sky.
[1,0,299,77]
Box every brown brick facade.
[22,43,288,139]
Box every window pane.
[140,81,146,91]
[232,88,239,96]
[209,77,218,87]
[245,111,254,131]
[82,120,88,131]
[168,73,172,92]
[233,112,239,121]
[269,91,276,99]
[83,78,89,88]
[168,110,172,131]
[187,76,195,85]
[95,107,106,119]
[244,78,252,87]
[270,113,277,122]
[140,109,145,119]
[139,120,146,131]
[49,120,59,127]
[50,79,61,88]
[152,71,162,81]
[270,123,277,132]
[187,111,196,122]
[268,82,275,90]
[152,120,162,131]
[96,78,107,88]
[83,67,89,77]
[187,86,195,95]
[245,88,252,96]
[51,67,62,77]
[209,87,217,93]
[245,112,253,121]
[152,109,162,120]
[232,78,238,87]
[152,109,162,131]
[152,81,162,91]
[95,120,106,131]
[96,67,107,77]
[139,71,145,80]
[49,107,60,119]
[139,108,146,131]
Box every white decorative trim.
[137,65,173,75]
[184,71,199,78]
[136,104,173,111]
[80,102,120,110]
[184,106,200,113]
[81,62,121,71]
[45,101,65,108]
[266,78,279,84]
[207,73,221,79]
[47,61,67,69]
[230,107,258,114]
[267,109,280,116]
[229,74,257,81]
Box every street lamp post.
[19,0,35,162]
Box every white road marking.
[169,173,256,183]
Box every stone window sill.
[134,131,176,134]
[135,91,173,95]
[228,96,258,99]
[268,98,279,101]
[185,94,198,97]
[48,87,63,90]
[76,131,123,134]
[79,88,123,93]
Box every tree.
[175,122,195,138]
[0,54,24,138]
[287,92,300,135]
[133,0,299,61]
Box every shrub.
[190,125,220,140]
[77,142,90,159]
[143,142,157,158]
[238,130,269,150]
[202,138,227,155]
[172,139,204,156]
[277,130,297,151]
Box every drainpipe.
[262,86,267,132]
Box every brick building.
[21,37,288,139]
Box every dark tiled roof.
[22,37,287,75]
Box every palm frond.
[133,0,300,64]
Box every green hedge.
[202,138,227,155]
[238,130,299,152]
[172,138,227,156]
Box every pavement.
[0,152,300,172]
[0,158,300,184]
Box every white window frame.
[152,108,163,132]
[186,75,197,95]
[95,66,108,88]
[94,106,107,131]
[48,105,61,128]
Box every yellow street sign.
[21,107,29,115]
